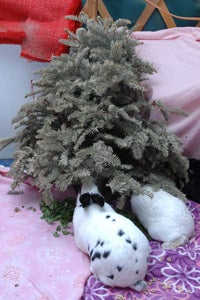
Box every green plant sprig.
[40,197,76,237]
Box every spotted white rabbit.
[131,185,195,250]
[73,183,150,291]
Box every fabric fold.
[131,27,200,159]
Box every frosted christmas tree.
[0,14,188,216]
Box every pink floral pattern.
[82,200,200,300]
[0,167,90,300]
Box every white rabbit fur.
[73,185,150,291]
[130,185,195,249]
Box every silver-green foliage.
[0,15,188,207]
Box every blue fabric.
[82,0,200,30]
[0,159,13,167]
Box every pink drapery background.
[131,27,200,160]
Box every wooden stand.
[136,0,176,30]
[136,0,200,30]
[82,0,111,19]
[82,0,200,29]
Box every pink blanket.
[1,166,200,299]
[131,27,200,160]
[0,166,90,300]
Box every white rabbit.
[130,185,195,249]
[73,183,150,292]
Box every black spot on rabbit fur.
[92,252,101,261]
[118,229,125,236]
[103,251,111,259]
[89,249,94,258]
[106,215,110,219]
[125,238,131,244]
[95,239,101,247]
[107,274,114,280]
[117,266,122,272]
[95,239,104,247]
[133,243,138,251]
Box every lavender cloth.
[82,200,200,300]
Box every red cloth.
[0,0,82,61]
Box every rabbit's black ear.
[91,194,105,207]
[80,193,91,207]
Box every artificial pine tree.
[0,14,189,215]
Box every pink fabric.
[0,166,90,300]
[131,27,200,160]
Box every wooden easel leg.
[98,0,111,18]
[82,0,98,19]
[135,0,160,31]
[135,0,176,31]
[81,0,111,19]
[158,0,176,28]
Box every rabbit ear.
[91,194,105,207]
[80,193,91,207]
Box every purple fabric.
[82,200,200,300]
